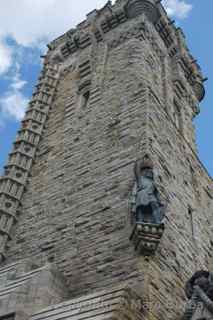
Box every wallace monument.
[0,0,212,319]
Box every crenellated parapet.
[0,62,60,262]
[46,0,205,104]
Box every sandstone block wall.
[0,1,212,319]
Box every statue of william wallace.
[133,155,165,225]
[129,155,166,255]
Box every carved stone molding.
[192,80,205,102]
[0,62,60,262]
[125,0,160,23]
[130,222,165,255]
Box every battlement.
[47,0,205,102]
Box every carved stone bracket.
[130,222,164,255]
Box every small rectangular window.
[81,91,90,108]
[173,99,183,133]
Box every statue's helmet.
[140,155,154,171]
[134,155,154,178]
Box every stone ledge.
[31,285,144,320]
[0,261,69,320]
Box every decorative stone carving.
[182,270,213,320]
[78,60,92,96]
[130,155,165,255]
[130,222,165,255]
[100,8,127,35]
[125,0,160,23]
[0,62,60,263]
[192,80,205,102]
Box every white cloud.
[0,67,28,123]
[0,40,13,75]
[0,0,192,50]
[162,0,192,19]
[10,66,27,91]
[10,80,27,91]
[0,0,111,47]
[0,91,28,121]
[0,0,191,127]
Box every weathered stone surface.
[30,286,144,320]
[0,63,60,261]
[0,260,69,320]
[0,0,211,319]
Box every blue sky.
[0,0,212,178]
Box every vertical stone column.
[0,62,60,262]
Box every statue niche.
[182,270,213,320]
[130,156,165,255]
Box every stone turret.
[124,0,160,22]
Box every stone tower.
[0,0,212,320]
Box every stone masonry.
[0,0,212,319]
